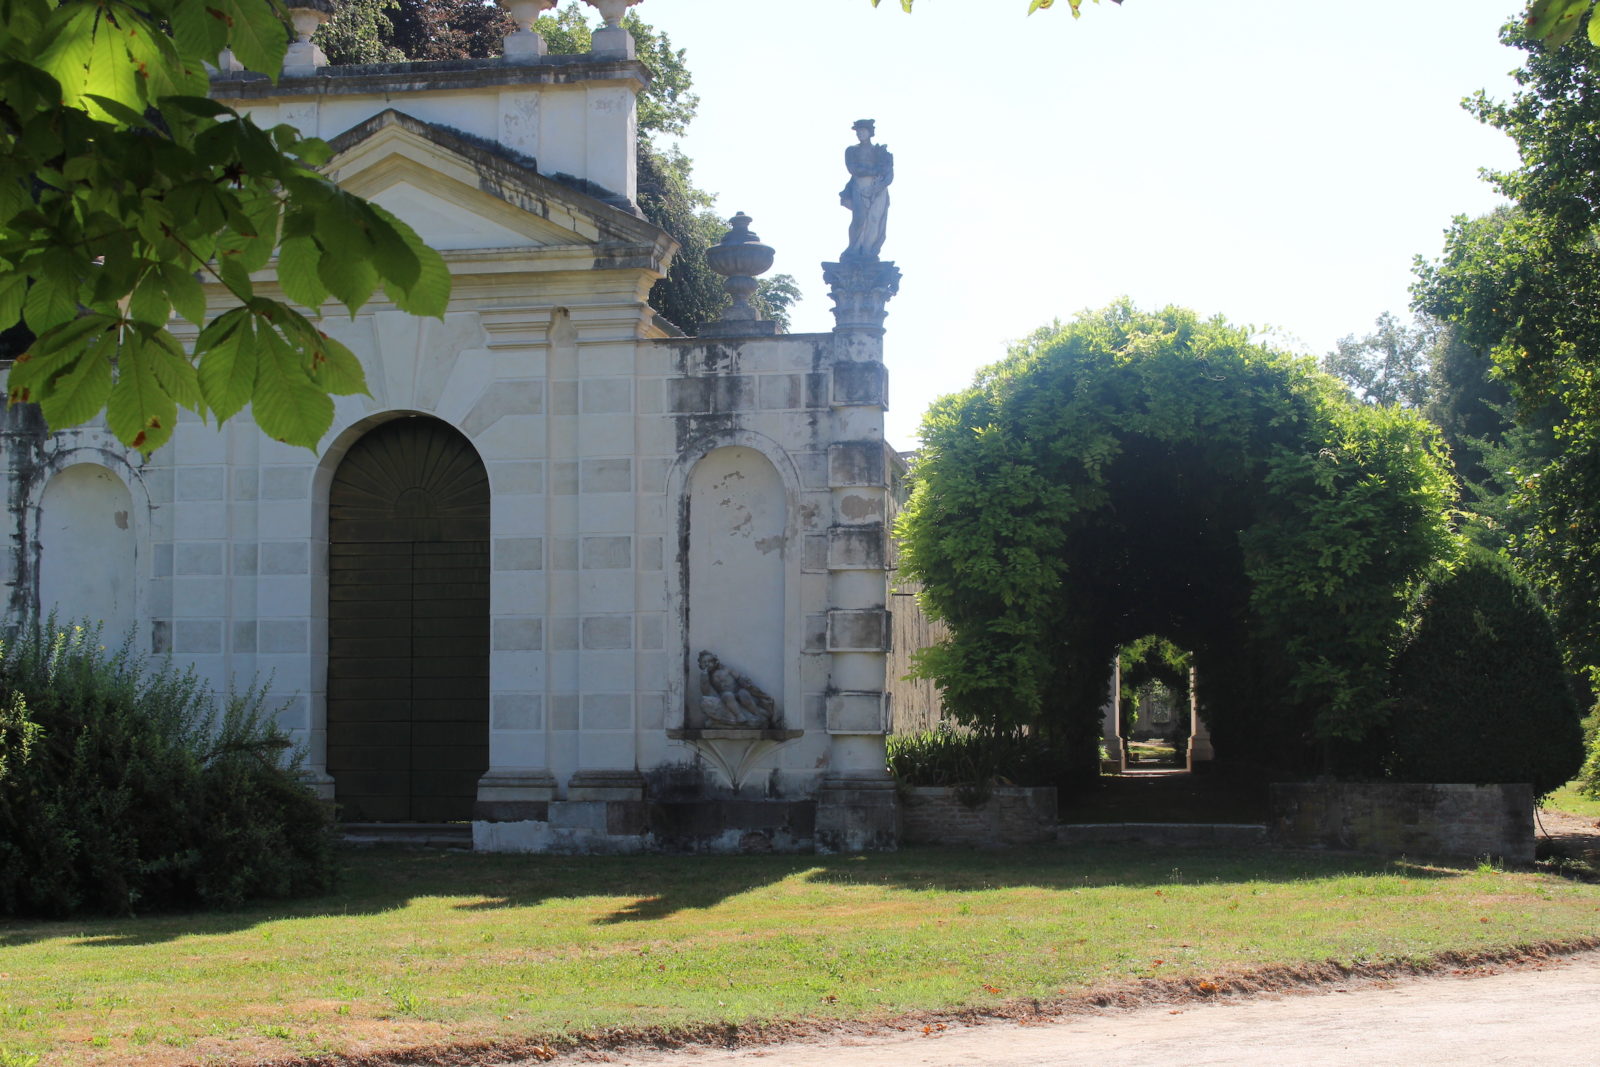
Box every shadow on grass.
[0,842,1465,949]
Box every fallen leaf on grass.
[1196,981,1219,995]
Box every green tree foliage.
[0,622,336,916]
[1322,312,1440,409]
[1423,309,1514,486]
[0,0,449,452]
[322,0,798,334]
[319,0,406,64]
[1387,551,1583,796]
[897,302,1459,781]
[318,0,514,65]
[1413,25,1600,692]
[1579,704,1600,796]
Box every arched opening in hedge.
[898,303,1458,788]
[1115,635,1194,770]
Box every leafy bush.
[1386,553,1584,795]
[887,726,1066,807]
[0,621,336,917]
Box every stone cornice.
[210,54,650,102]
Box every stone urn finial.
[586,0,638,29]
[585,0,640,57]
[704,213,776,332]
[500,0,557,58]
[283,0,334,74]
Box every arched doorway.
[326,417,490,822]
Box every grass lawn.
[1543,780,1600,819]
[3,844,1600,1066]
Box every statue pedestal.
[815,774,898,853]
[823,258,901,333]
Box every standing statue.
[695,650,779,729]
[840,119,893,260]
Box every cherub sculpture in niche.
[695,650,779,729]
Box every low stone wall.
[899,786,1057,847]
[1269,782,1533,864]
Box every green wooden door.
[327,417,490,822]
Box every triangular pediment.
[322,109,667,255]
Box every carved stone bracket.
[668,728,805,791]
[822,258,901,332]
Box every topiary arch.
[897,303,1459,784]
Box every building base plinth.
[814,777,899,853]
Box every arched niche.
[38,463,136,638]
[685,445,788,727]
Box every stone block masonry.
[1269,782,1534,863]
[899,787,1059,848]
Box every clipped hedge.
[1387,553,1583,796]
[0,621,336,917]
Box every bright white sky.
[638,0,1526,446]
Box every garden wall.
[1269,782,1533,863]
[899,786,1057,847]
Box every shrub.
[887,725,1065,807]
[0,621,336,917]
[1386,552,1584,796]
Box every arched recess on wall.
[667,432,803,736]
[38,463,137,638]
[325,415,490,823]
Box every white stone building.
[0,15,905,851]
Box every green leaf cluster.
[1526,0,1600,48]
[897,302,1459,780]
[1,0,451,451]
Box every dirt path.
[570,952,1600,1067]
